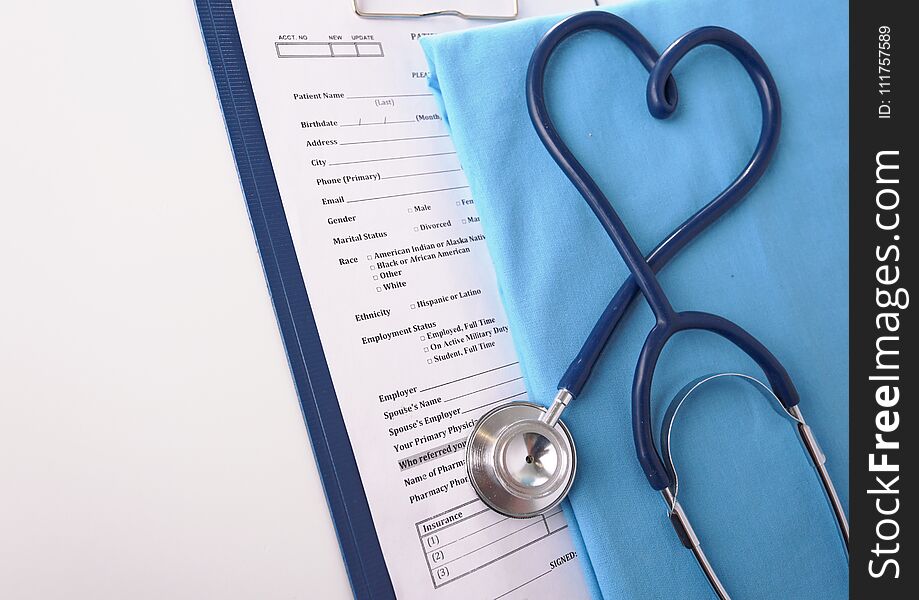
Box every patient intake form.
[231,1,595,597]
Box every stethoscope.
[464,11,849,598]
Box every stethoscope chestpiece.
[466,401,576,518]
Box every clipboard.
[194,1,594,598]
[195,2,395,597]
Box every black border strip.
[850,0,912,595]
[194,1,395,597]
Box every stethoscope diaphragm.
[466,401,576,518]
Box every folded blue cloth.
[421,0,848,597]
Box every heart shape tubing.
[526,12,798,490]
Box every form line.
[421,507,493,537]
[462,391,527,415]
[494,569,553,600]
[347,93,434,99]
[347,185,469,204]
[427,515,512,553]
[382,168,462,180]
[340,119,415,127]
[445,377,523,403]
[429,525,567,589]
[438,520,547,568]
[341,134,450,146]
[328,151,456,167]
[419,362,519,393]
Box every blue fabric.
[421,0,848,598]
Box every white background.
[0,2,352,598]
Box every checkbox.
[461,218,467,224]
[456,200,461,206]
[376,287,382,292]
[370,265,376,270]
[410,303,416,309]
[413,226,419,232]
[407,208,414,213]
[373,275,378,280]
[424,347,429,352]
[426,358,433,364]
[420,335,426,340]
[367,255,372,260]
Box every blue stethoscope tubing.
[515,11,849,596]
[463,11,849,597]
[526,12,791,492]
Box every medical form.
[224,1,596,597]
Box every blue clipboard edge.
[194,1,396,598]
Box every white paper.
[231,1,595,597]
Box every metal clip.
[352,0,519,20]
